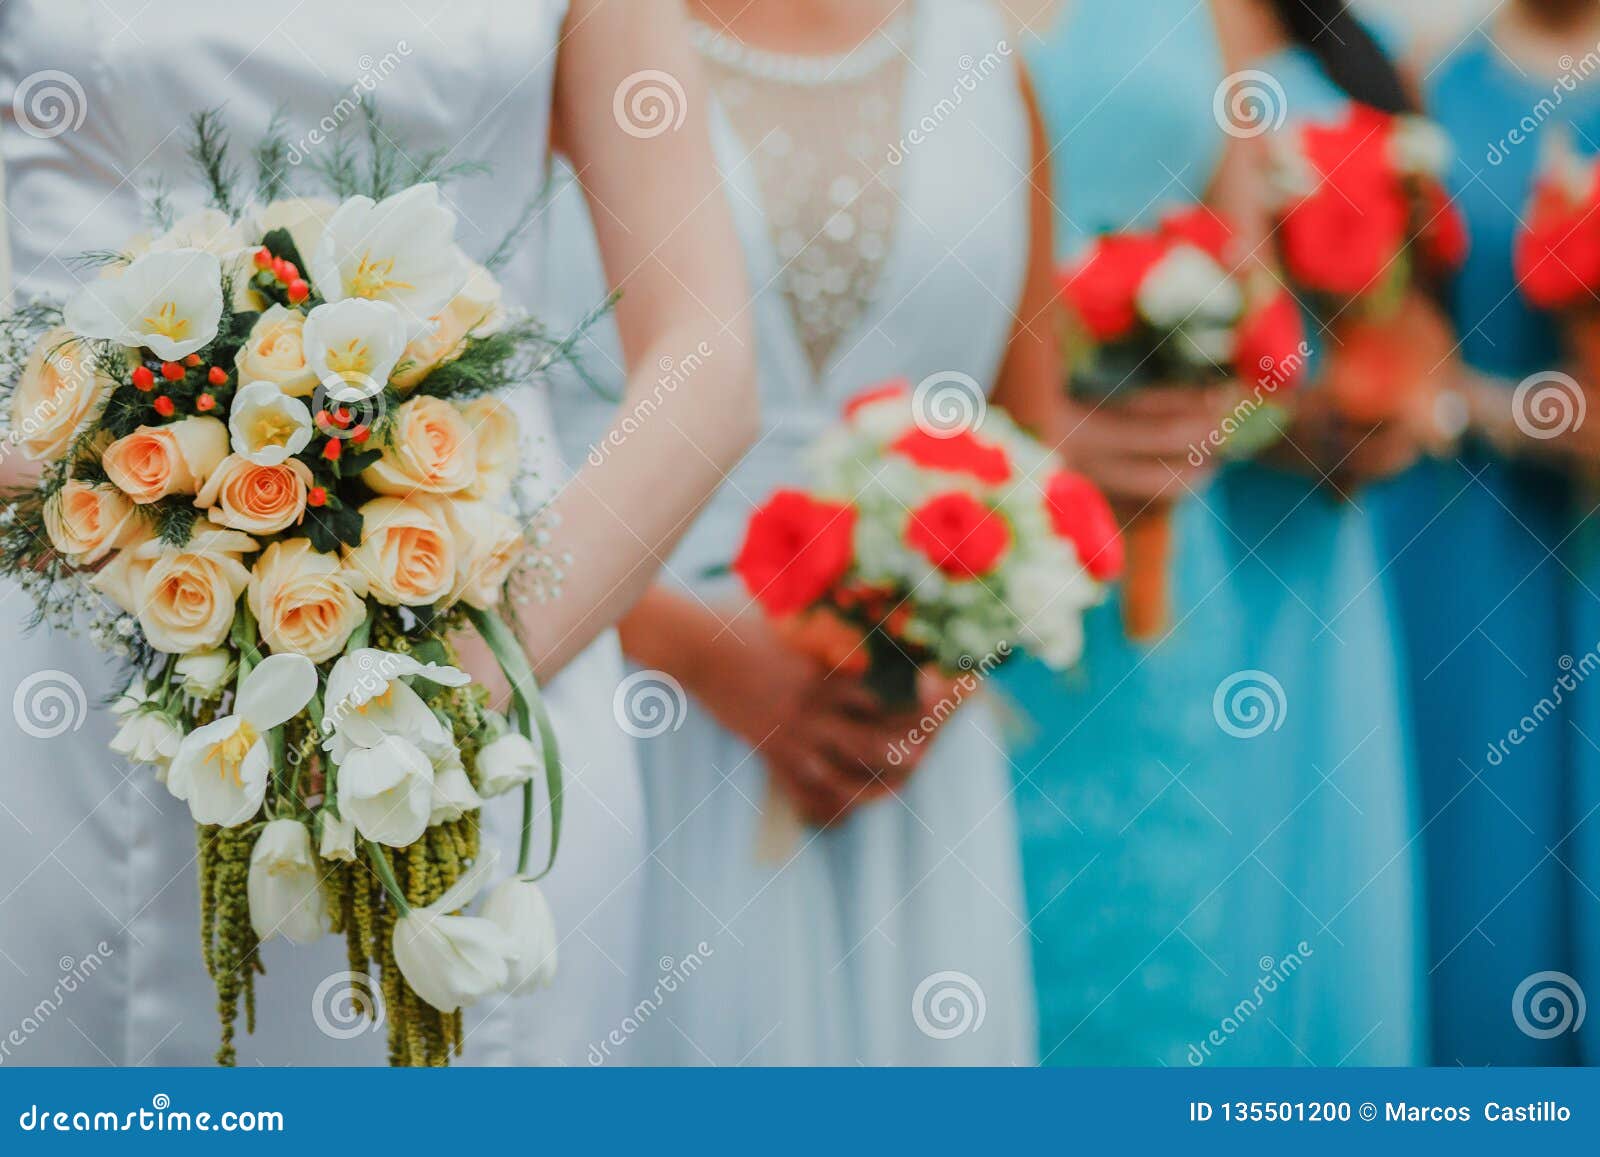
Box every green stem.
[364,841,411,915]
[465,607,563,879]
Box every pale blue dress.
[1006,4,1426,1066]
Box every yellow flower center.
[143,301,191,341]
[325,340,374,383]
[348,253,414,299]
[248,409,300,449]
[204,721,259,785]
[354,685,395,714]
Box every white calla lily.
[308,183,468,337]
[165,653,318,827]
[321,647,470,758]
[429,750,484,825]
[64,248,223,360]
[391,851,512,1011]
[247,819,331,944]
[228,380,314,465]
[481,877,558,994]
[302,298,409,401]
[475,731,543,798]
[336,734,434,847]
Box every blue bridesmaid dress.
[1377,31,1598,1065]
[1007,3,1425,1065]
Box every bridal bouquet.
[0,122,574,1066]
[1057,205,1306,639]
[1267,103,1464,427]
[1514,131,1600,398]
[734,380,1121,704]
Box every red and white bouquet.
[1267,103,1465,426]
[732,380,1122,707]
[0,119,575,1066]
[1057,205,1307,639]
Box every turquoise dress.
[1377,32,1597,1065]
[1006,5,1425,1065]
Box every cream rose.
[345,497,455,607]
[248,539,369,662]
[424,497,524,610]
[10,328,111,461]
[361,396,477,496]
[92,529,256,653]
[392,263,505,389]
[43,480,140,565]
[234,305,318,397]
[195,453,311,534]
[102,416,228,504]
[459,396,520,501]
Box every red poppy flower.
[905,492,1010,579]
[1281,182,1408,297]
[1043,471,1124,581]
[1057,232,1170,342]
[1159,204,1234,263]
[888,426,1013,485]
[1514,177,1600,310]
[733,490,857,616]
[1233,291,1307,393]
[842,378,910,419]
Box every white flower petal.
[237,653,318,731]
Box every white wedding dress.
[0,0,648,1066]
[542,0,1037,1064]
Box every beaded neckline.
[689,7,915,87]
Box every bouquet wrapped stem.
[1120,502,1174,641]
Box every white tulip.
[227,380,313,466]
[318,809,358,862]
[165,653,318,827]
[321,647,470,759]
[64,248,223,361]
[391,852,512,1012]
[175,648,234,698]
[302,298,409,401]
[429,751,484,825]
[109,711,183,772]
[1136,245,1241,329]
[336,734,434,847]
[481,877,558,994]
[308,184,469,337]
[475,731,543,799]
[247,819,330,944]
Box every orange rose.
[345,497,455,606]
[362,396,477,496]
[459,396,520,501]
[423,497,525,609]
[102,416,227,504]
[248,539,369,662]
[43,480,140,565]
[234,305,318,397]
[91,529,256,653]
[195,453,312,534]
[10,328,111,461]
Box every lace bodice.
[692,13,912,378]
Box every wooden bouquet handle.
[1121,503,1174,642]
